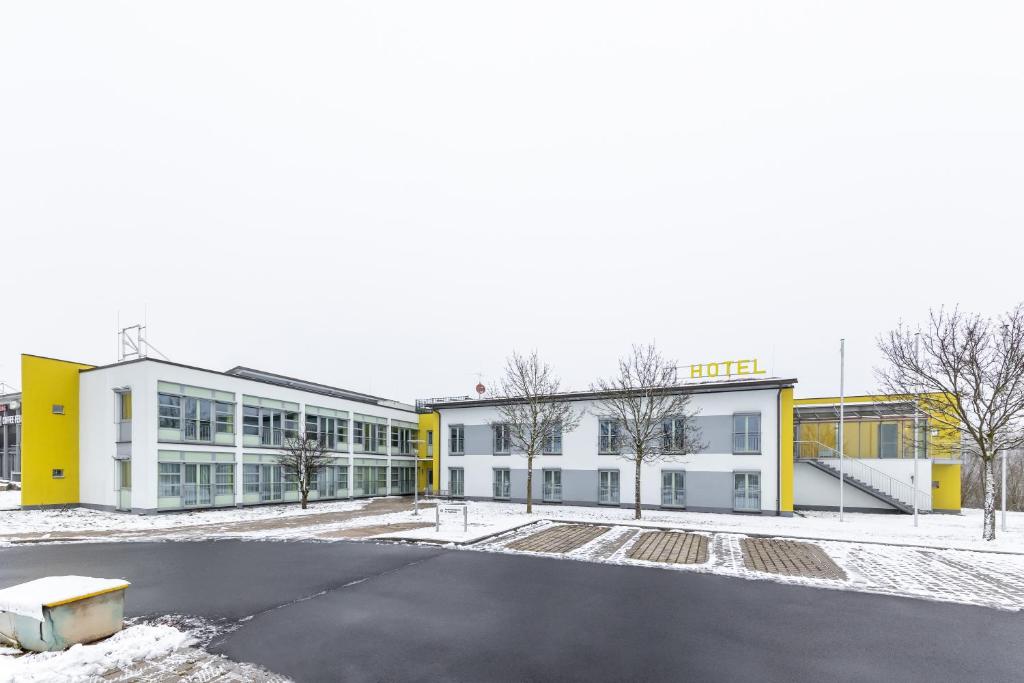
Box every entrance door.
[734,472,761,511]
[116,459,132,511]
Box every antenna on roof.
[119,323,170,362]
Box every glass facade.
[796,418,928,459]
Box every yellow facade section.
[20,354,93,507]
[931,463,961,511]
[417,411,440,493]
[779,387,794,513]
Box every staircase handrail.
[794,440,931,510]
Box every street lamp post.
[839,338,845,523]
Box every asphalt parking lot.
[1,540,1022,682]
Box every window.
[599,420,620,454]
[158,394,181,429]
[376,423,388,450]
[493,424,511,455]
[391,426,415,455]
[733,413,761,454]
[244,406,300,446]
[391,465,414,494]
[734,472,761,511]
[449,468,464,497]
[118,460,132,490]
[215,402,234,434]
[450,425,465,455]
[243,464,260,494]
[306,415,338,450]
[243,406,259,436]
[52,404,64,415]
[354,422,385,453]
[215,463,234,496]
[353,421,365,448]
[182,397,214,442]
[118,392,132,421]
[879,422,899,458]
[544,423,562,455]
[336,419,348,447]
[159,463,182,497]
[51,468,64,478]
[598,470,619,505]
[542,469,562,502]
[493,468,511,499]
[662,417,689,452]
[661,471,685,508]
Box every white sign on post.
[435,502,468,532]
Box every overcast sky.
[2,2,1021,403]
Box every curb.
[377,520,544,547]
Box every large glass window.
[543,423,562,454]
[732,413,761,454]
[598,470,619,505]
[493,468,511,499]
[879,422,899,458]
[353,422,386,453]
[215,463,234,495]
[542,469,562,502]
[158,462,180,497]
[449,467,464,497]
[662,417,689,452]
[306,414,338,450]
[243,464,260,494]
[244,406,299,446]
[215,402,234,435]
[391,426,416,455]
[450,425,465,455]
[182,397,214,442]
[734,472,761,511]
[662,471,685,508]
[493,424,511,454]
[598,420,620,454]
[158,394,181,429]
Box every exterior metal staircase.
[795,441,931,514]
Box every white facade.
[78,359,420,513]
[432,379,793,515]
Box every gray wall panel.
[463,425,492,455]
[510,467,527,499]
[683,470,734,509]
[693,415,734,453]
[559,469,598,503]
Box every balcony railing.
[184,421,212,443]
[661,488,686,507]
[733,433,761,454]
[543,484,562,502]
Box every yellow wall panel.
[779,387,794,513]
[20,354,93,506]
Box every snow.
[0,624,192,683]
[0,576,130,621]
[373,501,1024,553]
[0,491,18,511]
[0,497,369,537]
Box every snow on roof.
[0,576,130,621]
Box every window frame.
[733,470,762,512]
[543,423,562,455]
[598,419,621,454]
[449,424,465,455]
[493,424,511,455]
[732,413,762,454]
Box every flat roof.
[422,376,797,410]
[80,357,415,412]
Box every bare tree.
[877,305,1024,540]
[491,351,581,513]
[277,432,332,509]
[592,344,705,520]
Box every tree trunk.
[301,489,308,510]
[634,458,642,520]
[526,455,533,514]
[983,456,996,541]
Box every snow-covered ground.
[0,497,370,537]
[0,491,19,511]
[375,501,1024,553]
[0,624,192,683]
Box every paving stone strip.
[589,528,639,560]
[506,524,610,554]
[740,538,847,580]
[627,531,708,565]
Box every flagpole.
[839,338,845,523]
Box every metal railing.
[661,487,686,507]
[796,441,932,510]
[184,421,212,442]
[733,433,761,454]
[543,484,562,502]
[183,483,213,507]
[734,490,761,511]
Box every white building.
[78,358,421,513]
[424,376,796,515]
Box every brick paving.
[588,528,639,560]
[627,531,708,564]
[506,524,610,553]
[101,646,288,682]
[740,538,847,580]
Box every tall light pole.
[913,331,920,527]
[839,338,845,523]
[1001,449,1008,532]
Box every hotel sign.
[689,359,766,379]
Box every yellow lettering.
[690,364,702,379]
[723,360,734,376]
[736,360,749,375]
[752,359,766,375]
[707,362,719,377]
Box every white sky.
[2,2,1022,403]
